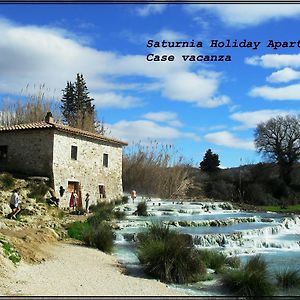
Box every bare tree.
[254,115,300,185]
[122,140,192,198]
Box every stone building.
[0,113,127,207]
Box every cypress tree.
[61,81,76,127]
[61,74,96,132]
[200,149,220,173]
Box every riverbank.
[3,242,188,296]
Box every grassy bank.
[257,204,300,214]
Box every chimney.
[45,112,54,124]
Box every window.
[71,146,78,160]
[0,146,8,161]
[103,153,108,167]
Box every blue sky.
[1,4,300,167]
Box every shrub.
[275,268,300,289]
[244,183,274,205]
[222,255,274,297]
[87,203,115,225]
[2,242,21,264]
[136,201,147,216]
[122,196,129,204]
[196,249,227,273]
[90,223,114,253]
[114,210,126,220]
[67,221,92,240]
[137,222,172,244]
[204,180,236,201]
[225,256,241,269]
[0,173,15,190]
[27,180,49,201]
[137,222,206,284]
[88,204,96,212]
[57,210,65,220]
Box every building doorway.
[68,181,82,208]
[99,184,106,199]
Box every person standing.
[9,189,21,219]
[69,192,76,211]
[73,190,78,209]
[59,186,65,197]
[131,190,137,203]
[85,193,90,213]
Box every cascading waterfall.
[113,199,300,296]
[192,216,300,252]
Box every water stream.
[112,198,300,296]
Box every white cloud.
[245,54,300,69]
[163,72,230,108]
[204,131,254,150]
[152,29,188,41]
[185,5,300,27]
[135,4,167,17]
[0,18,228,109]
[267,68,300,83]
[250,84,300,100]
[142,111,183,127]
[230,109,300,129]
[108,119,199,143]
[92,92,143,109]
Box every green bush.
[67,221,92,240]
[88,202,126,225]
[225,256,241,269]
[90,223,114,253]
[137,222,172,244]
[137,201,147,216]
[2,242,21,264]
[222,255,274,297]
[87,203,115,225]
[27,180,49,201]
[196,249,227,273]
[114,209,126,220]
[275,268,300,289]
[122,196,129,204]
[0,173,15,190]
[137,222,206,284]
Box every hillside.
[0,175,88,293]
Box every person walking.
[131,190,137,203]
[85,193,90,213]
[9,189,21,219]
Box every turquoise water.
[113,198,300,296]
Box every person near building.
[9,189,21,219]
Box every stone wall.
[52,130,124,207]
[0,130,54,177]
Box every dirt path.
[5,243,187,296]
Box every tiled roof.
[0,121,127,146]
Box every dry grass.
[122,141,193,198]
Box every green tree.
[200,149,220,173]
[61,74,97,132]
[254,115,300,186]
[61,81,76,126]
